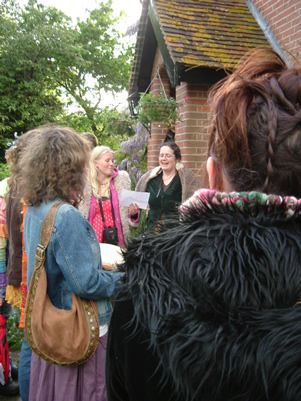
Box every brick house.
[128,0,301,176]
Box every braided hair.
[208,49,301,197]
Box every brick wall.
[147,49,210,176]
[176,82,210,175]
[253,0,301,62]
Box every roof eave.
[149,1,180,88]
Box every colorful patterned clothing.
[91,197,115,243]
[0,196,8,299]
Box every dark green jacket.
[130,164,201,231]
[146,172,181,229]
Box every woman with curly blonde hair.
[79,145,131,248]
[17,126,123,401]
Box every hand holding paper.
[120,189,150,210]
[100,243,124,271]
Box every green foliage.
[0,1,65,139]
[106,109,135,137]
[0,0,134,157]
[0,163,10,180]
[56,111,97,134]
[0,134,11,163]
[92,108,134,149]
[99,108,130,138]
[137,92,179,129]
[130,209,147,237]
[7,307,23,350]
[108,120,135,136]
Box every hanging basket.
[137,68,179,129]
[141,102,177,123]
[138,94,178,128]
[108,120,134,136]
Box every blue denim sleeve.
[50,207,123,300]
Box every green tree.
[0,0,133,160]
[56,107,134,150]
[0,0,66,147]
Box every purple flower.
[117,122,148,186]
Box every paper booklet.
[99,243,124,271]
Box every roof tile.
[153,0,270,69]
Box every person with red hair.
[107,49,301,401]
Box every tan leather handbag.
[25,203,99,366]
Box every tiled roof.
[153,0,270,69]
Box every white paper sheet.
[120,189,150,210]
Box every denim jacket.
[24,200,123,325]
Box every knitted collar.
[180,189,301,219]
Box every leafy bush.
[0,163,10,181]
[7,307,23,350]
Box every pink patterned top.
[91,198,114,243]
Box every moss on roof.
[153,0,270,69]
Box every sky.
[17,0,143,109]
[18,0,142,32]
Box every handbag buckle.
[36,244,46,261]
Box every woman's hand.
[129,203,139,217]
[102,263,117,271]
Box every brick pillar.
[176,82,211,177]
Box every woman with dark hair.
[17,126,122,401]
[106,49,301,401]
[129,141,200,231]
[80,131,98,151]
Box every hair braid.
[208,49,301,197]
[270,76,296,115]
[262,99,278,193]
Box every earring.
[176,161,183,170]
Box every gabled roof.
[129,0,270,100]
[154,0,270,69]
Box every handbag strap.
[98,196,116,227]
[36,203,64,264]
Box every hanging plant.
[137,92,179,129]
[108,119,135,136]
[106,107,135,136]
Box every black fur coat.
[106,191,301,401]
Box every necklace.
[162,172,176,185]
[99,182,110,199]
[157,172,176,197]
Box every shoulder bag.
[98,196,118,245]
[25,203,99,366]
